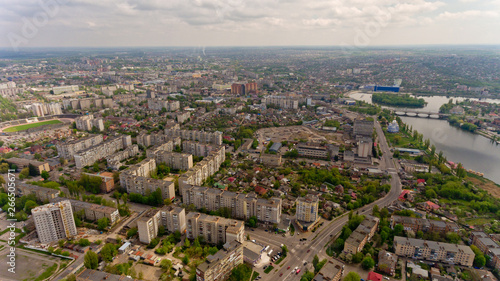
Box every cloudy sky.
[1,0,499,49]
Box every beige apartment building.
[5,157,50,174]
[164,129,223,145]
[32,200,78,244]
[137,209,162,244]
[297,144,329,159]
[186,212,245,245]
[196,241,243,281]
[344,215,380,254]
[182,186,282,224]
[56,134,104,159]
[394,236,474,267]
[51,197,119,225]
[75,115,104,131]
[74,135,132,169]
[160,206,186,234]
[120,158,176,200]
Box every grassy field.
[3,120,62,132]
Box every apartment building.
[32,200,78,244]
[75,115,105,131]
[174,112,191,124]
[262,96,299,109]
[296,194,320,231]
[394,236,474,267]
[196,240,243,281]
[378,250,398,276]
[297,144,329,159]
[164,129,223,145]
[74,135,132,169]
[119,158,176,200]
[138,134,181,149]
[56,134,104,159]
[182,186,282,224]
[182,141,219,157]
[12,182,60,203]
[160,206,186,234]
[149,151,193,171]
[30,102,62,116]
[470,232,500,271]
[137,209,162,244]
[390,216,459,234]
[178,146,226,194]
[5,157,50,174]
[106,144,139,170]
[51,197,119,224]
[313,260,345,281]
[62,98,113,110]
[51,85,79,94]
[147,98,180,112]
[186,212,244,245]
[344,215,380,254]
[81,172,115,193]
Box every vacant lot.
[0,247,61,281]
[3,119,62,132]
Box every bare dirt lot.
[257,125,343,144]
[468,176,500,198]
[0,247,62,281]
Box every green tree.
[28,164,39,177]
[19,167,29,179]
[344,272,361,281]
[100,243,118,262]
[97,217,110,231]
[312,255,319,269]
[84,250,99,269]
[361,256,375,270]
[41,170,50,181]
[24,200,38,214]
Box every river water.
[349,92,500,184]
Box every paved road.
[261,120,402,281]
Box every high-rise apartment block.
[137,207,187,244]
[74,135,132,169]
[196,241,243,281]
[182,141,219,157]
[164,129,223,145]
[263,96,299,109]
[178,146,225,194]
[182,187,282,224]
[56,134,104,160]
[119,158,176,200]
[75,115,105,131]
[186,212,244,245]
[147,98,180,112]
[296,194,320,229]
[137,209,162,244]
[106,144,140,170]
[32,200,78,244]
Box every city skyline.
[1,0,500,50]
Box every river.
[349,92,500,184]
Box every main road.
[262,120,402,280]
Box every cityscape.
[1,1,500,281]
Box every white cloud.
[437,10,499,20]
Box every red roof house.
[255,186,268,196]
[368,271,383,281]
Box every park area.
[2,119,62,132]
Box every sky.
[0,0,499,50]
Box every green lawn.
[3,120,62,132]
[264,266,274,274]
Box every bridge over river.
[393,109,449,119]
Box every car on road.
[280,273,283,277]
[287,266,290,269]
[296,269,301,274]
[304,262,307,266]
[307,249,310,253]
